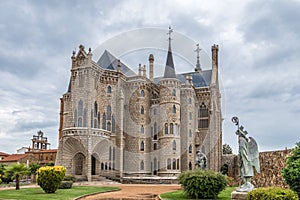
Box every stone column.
[119,90,124,178]
[87,136,92,182]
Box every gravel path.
[79,184,181,200]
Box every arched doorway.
[74,153,85,175]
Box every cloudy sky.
[0,0,299,154]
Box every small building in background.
[0,152,10,161]
[0,131,57,166]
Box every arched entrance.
[74,152,85,175]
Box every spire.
[163,26,176,78]
[195,44,202,72]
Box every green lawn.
[160,187,236,200]
[0,186,119,200]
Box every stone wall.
[222,148,291,188]
[252,149,291,188]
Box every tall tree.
[282,142,300,197]
[4,164,30,190]
[222,144,233,154]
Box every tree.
[4,164,30,190]
[222,143,233,154]
[0,164,5,183]
[29,163,40,174]
[282,142,300,197]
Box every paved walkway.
[78,183,181,200]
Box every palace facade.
[56,30,222,182]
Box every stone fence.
[222,148,291,188]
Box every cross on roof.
[167,26,173,41]
[195,43,201,57]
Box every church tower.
[158,27,181,176]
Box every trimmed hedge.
[63,175,76,182]
[59,181,73,189]
[248,187,299,200]
[36,166,66,193]
[178,170,227,199]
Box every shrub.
[282,142,300,197]
[59,181,73,189]
[36,166,66,193]
[178,170,227,199]
[248,187,299,200]
[63,175,76,182]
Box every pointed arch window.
[189,129,192,138]
[172,158,176,170]
[78,118,82,127]
[172,140,176,150]
[141,90,145,97]
[78,100,83,116]
[107,105,111,120]
[107,85,112,93]
[164,123,168,134]
[140,160,144,170]
[74,110,77,127]
[189,98,192,104]
[153,143,158,150]
[154,122,158,140]
[198,102,209,129]
[172,105,176,113]
[170,123,174,134]
[141,125,144,134]
[109,146,112,161]
[199,103,209,117]
[102,113,106,129]
[94,101,98,116]
[140,141,145,151]
[107,121,111,131]
[189,162,192,170]
[112,115,116,133]
[94,119,98,128]
[83,109,87,127]
[172,89,176,96]
[167,158,171,170]
[141,106,144,114]
[97,112,101,128]
[189,144,192,153]
[174,124,178,135]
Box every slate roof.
[163,49,176,78]
[0,151,9,156]
[97,50,136,77]
[154,70,212,88]
[0,154,27,162]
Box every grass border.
[74,187,121,200]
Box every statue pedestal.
[231,191,248,200]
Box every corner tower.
[158,27,181,176]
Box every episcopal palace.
[56,29,222,182]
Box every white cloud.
[0,0,299,154]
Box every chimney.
[143,65,146,77]
[149,54,154,81]
[138,64,142,76]
[211,44,219,68]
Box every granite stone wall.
[252,149,291,188]
[222,148,291,188]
